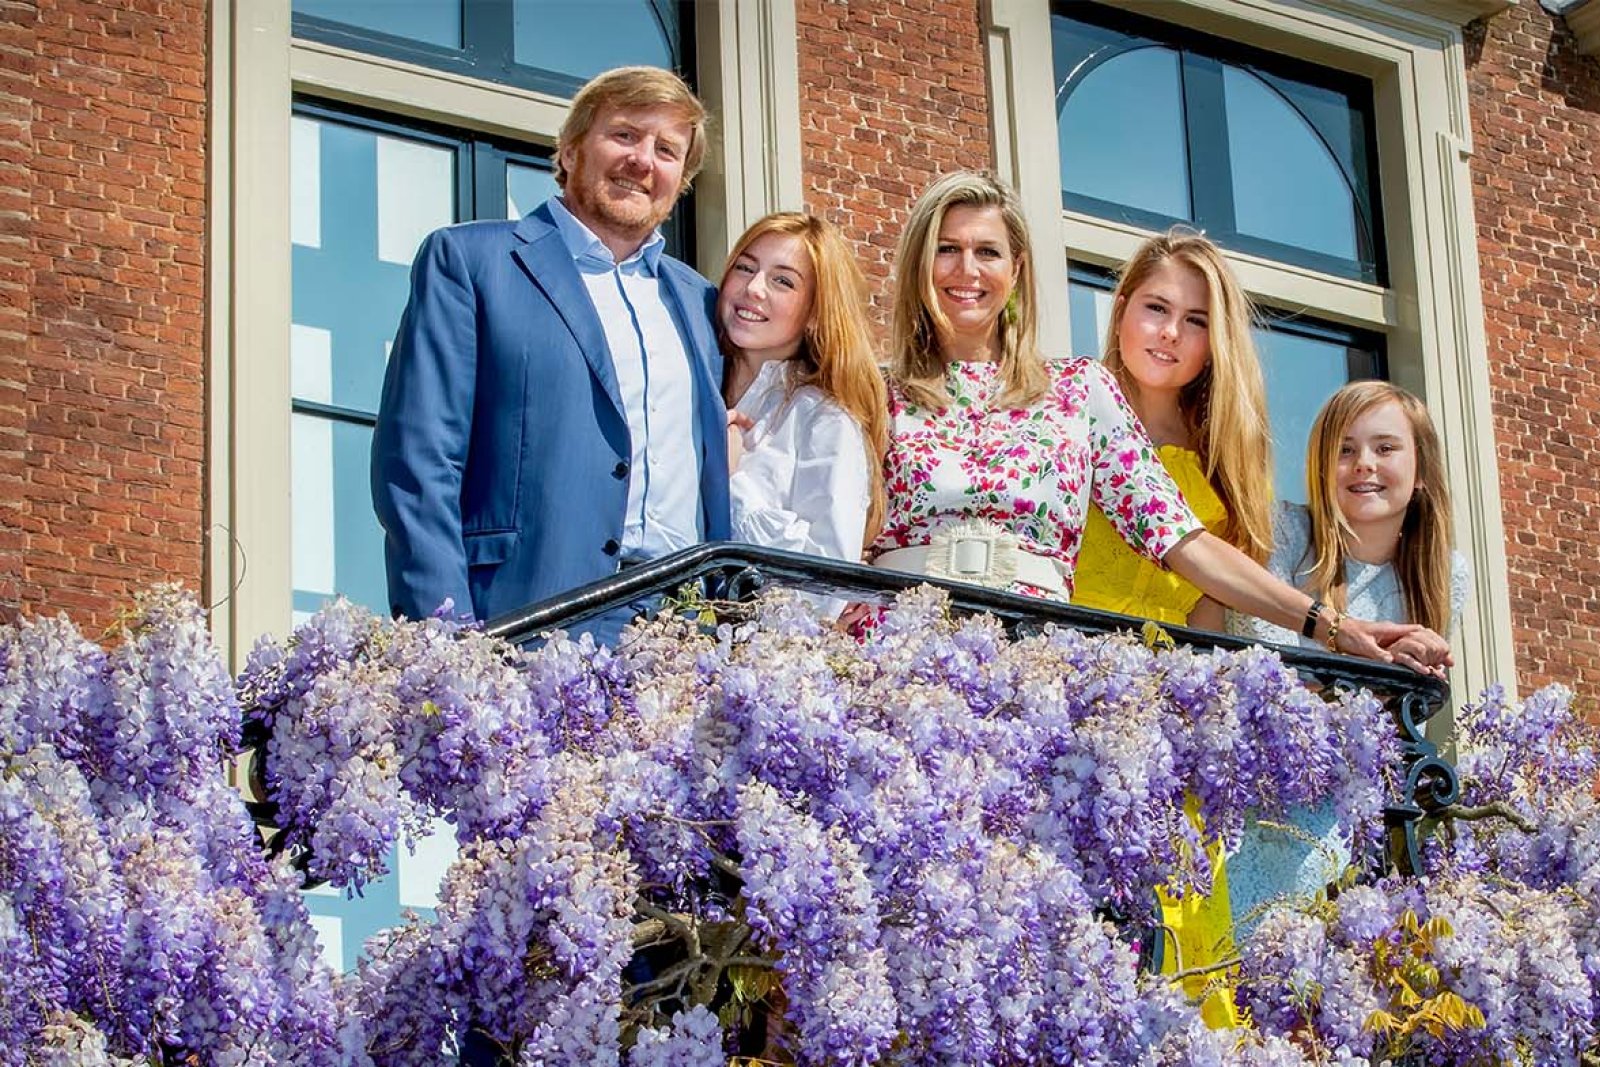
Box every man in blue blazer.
[371,67,730,637]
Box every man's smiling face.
[559,103,692,252]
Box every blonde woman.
[1074,229,1273,632]
[867,172,1448,672]
[719,212,888,578]
[1068,229,1276,1027]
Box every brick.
[7,0,206,631]
[796,0,993,343]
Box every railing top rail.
[483,540,1447,706]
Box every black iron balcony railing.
[248,542,1455,880]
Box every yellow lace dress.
[1072,445,1240,1028]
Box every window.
[984,0,1514,701]
[289,105,564,622]
[293,0,688,98]
[1053,3,1384,284]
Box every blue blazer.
[371,202,731,624]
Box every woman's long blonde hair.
[888,172,1049,411]
[1304,380,1454,634]
[718,211,889,539]
[1102,229,1274,562]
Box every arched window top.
[513,1,676,84]
[1051,3,1382,284]
[294,0,687,99]
[1058,45,1190,223]
[1224,66,1363,267]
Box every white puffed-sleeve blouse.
[728,358,873,567]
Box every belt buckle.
[925,520,1020,590]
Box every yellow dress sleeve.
[1071,446,1229,626]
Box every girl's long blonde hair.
[718,212,889,539]
[1102,229,1274,562]
[888,172,1049,411]
[1304,380,1454,634]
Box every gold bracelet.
[1324,608,1344,653]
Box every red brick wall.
[795,0,994,331]
[0,0,34,621]
[1468,5,1600,698]
[5,0,208,629]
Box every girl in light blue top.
[1236,380,1467,656]
[1230,380,1466,931]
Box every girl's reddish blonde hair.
[719,212,888,541]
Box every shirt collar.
[548,195,664,275]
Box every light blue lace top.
[1226,501,1469,934]
[1230,502,1470,647]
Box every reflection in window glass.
[507,160,559,220]
[1255,329,1364,505]
[1058,45,1191,222]
[1225,67,1359,265]
[292,119,453,417]
[294,0,462,49]
[290,415,388,620]
[513,0,673,83]
[291,116,454,622]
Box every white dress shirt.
[729,358,873,568]
[549,197,701,561]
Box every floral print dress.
[869,357,1202,599]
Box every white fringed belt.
[871,519,1067,597]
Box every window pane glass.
[1255,328,1359,505]
[292,116,454,415]
[507,159,559,219]
[1057,39,1191,221]
[294,0,462,49]
[290,415,388,619]
[1225,67,1360,266]
[1068,276,1114,359]
[513,0,674,82]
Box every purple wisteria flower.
[14,581,1597,1065]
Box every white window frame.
[986,0,1518,704]
[207,0,802,664]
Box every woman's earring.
[1003,289,1019,326]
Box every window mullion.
[463,0,514,79]
[1180,52,1235,238]
[467,140,494,223]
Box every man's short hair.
[554,66,709,192]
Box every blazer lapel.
[658,265,724,408]
[511,207,625,417]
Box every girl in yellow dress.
[1073,229,1275,1028]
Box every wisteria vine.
[2,585,1596,1065]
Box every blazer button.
[613,461,630,479]
[602,539,620,556]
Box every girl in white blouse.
[718,213,889,579]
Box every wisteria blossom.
[3,584,1597,1065]
[0,589,343,1065]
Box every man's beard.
[567,163,673,240]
